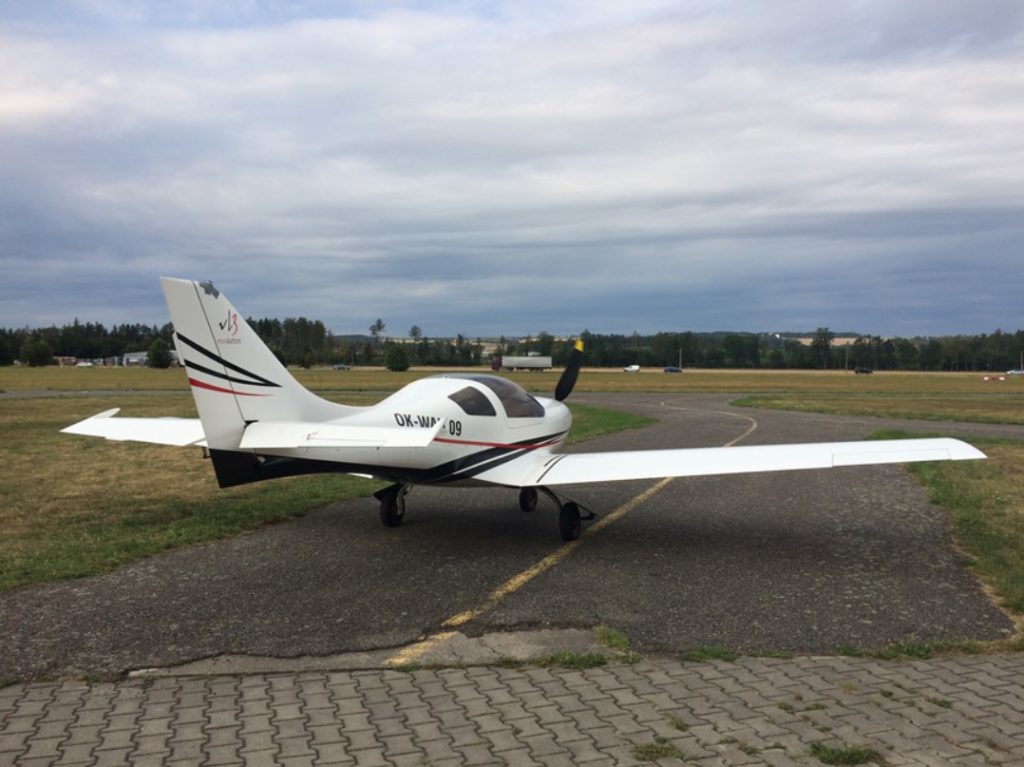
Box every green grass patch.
[878,432,1024,615]
[565,402,655,444]
[665,714,689,731]
[595,625,631,651]
[541,651,608,669]
[733,391,1024,425]
[809,741,885,765]
[594,625,643,663]
[632,737,684,762]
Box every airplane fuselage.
[215,374,573,488]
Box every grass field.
[0,392,652,592]
[890,433,1024,619]
[5,365,1024,396]
[5,365,1022,425]
[2,366,1023,639]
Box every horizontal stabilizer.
[239,420,443,450]
[480,438,985,487]
[61,409,207,447]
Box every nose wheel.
[375,483,410,527]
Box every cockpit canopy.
[444,374,545,418]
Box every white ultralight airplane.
[63,278,985,541]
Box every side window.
[448,386,497,416]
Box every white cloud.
[2,1,1023,335]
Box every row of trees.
[505,328,1024,372]
[3,317,1022,373]
[0,321,175,367]
[0,316,487,369]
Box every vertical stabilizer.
[161,277,354,450]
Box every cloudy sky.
[2,1,1022,338]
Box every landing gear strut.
[523,486,594,542]
[375,483,411,527]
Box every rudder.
[161,277,353,450]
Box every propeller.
[554,339,584,402]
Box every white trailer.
[500,355,553,371]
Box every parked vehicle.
[497,355,552,371]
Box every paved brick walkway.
[2,655,1023,766]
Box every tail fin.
[161,277,354,450]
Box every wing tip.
[61,408,121,435]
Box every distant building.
[121,350,180,366]
[793,336,861,347]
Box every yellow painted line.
[442,476,675,630]
[383,402,759,667]
[383,630,458,667]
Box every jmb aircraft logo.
[219,309,239,336]
[217,309,240,344]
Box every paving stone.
[93,746,133,766]
[55,740,97,764]
[4,655,1024,766]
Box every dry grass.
[3,366,1022,597]
[6,365,1022,398]
[0,389,652,591]
[899,435,1024,615]
[0,395,381,590]
[735,393,1024,425]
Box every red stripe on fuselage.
[188,378,268,397]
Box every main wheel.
[558,502,582,542]
[518,487,539,512]
[379,486,405,527]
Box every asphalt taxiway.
[1,393,1017,681]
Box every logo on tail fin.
[218,310,239,337]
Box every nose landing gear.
[518,487,539,511]
[375,483,411,527]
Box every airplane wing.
[61,409,207,447]
[239,420,443,449]
[63,410,444,450]
[478,438,985,487]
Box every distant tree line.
[0,316,486,369]
[2,317,1022,372]
[502,327,1024,372]
[0,321,175,367]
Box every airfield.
[2,369,1024,765]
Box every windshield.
[446,374,545,418]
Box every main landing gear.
[528,486,594,542]
[374,482,593,542]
